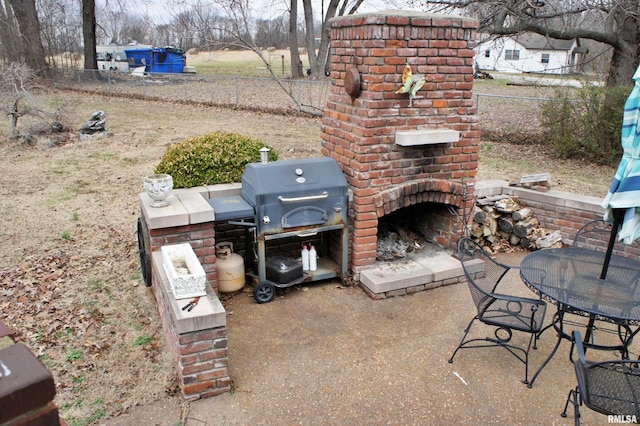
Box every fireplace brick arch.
[373,179,466,217]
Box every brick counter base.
[151,253,230,401]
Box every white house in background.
[475,32,588,75]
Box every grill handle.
[278,191,328,203]
[297,231,318,238]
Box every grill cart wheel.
[137,217,151,287]
[253,282,276,304]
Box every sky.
[130,0,424,24]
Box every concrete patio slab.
[104,251,619,425]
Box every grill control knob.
[262,216,270,224]
[295,168,303,176]
[333,204,343,212]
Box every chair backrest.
[457,238,511,315]
[572,331,640,418]
[572,220,614,251]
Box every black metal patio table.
[519,246,640,387]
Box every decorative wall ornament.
[396,63,425,107]
[344,67,361,98]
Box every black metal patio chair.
[572,219,624,252]
[562,330,640,425]
[449,238,547,385]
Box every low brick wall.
[151,252,229,400]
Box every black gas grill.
[209,157,349,303]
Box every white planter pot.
[144,174,173,207]
[161,243,207,300]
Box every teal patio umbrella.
[600,64,640,278]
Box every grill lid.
[242,157,348,205]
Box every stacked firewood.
[469,195,563,251]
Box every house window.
[484,50,490,58]
[505,49,520,60]
[541,53,550,64]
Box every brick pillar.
[321,12,480,271]
[0,322,64,425]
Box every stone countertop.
[140,183,242,230]
[140,180,606,230]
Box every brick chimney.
[321,11,480,273]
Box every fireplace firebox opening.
[376,203,457,262]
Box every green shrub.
[154,132,278,188]
[541,85,630,166]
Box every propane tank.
[215,242,245,293]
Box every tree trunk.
[316,0,341,78]
[5,0,47,74]
[289,0,303,78]
[0,1,20,63]
[607,8,640,87]
[302,0,317,76]
[9,100,19,137]
[297,0,362,78]
[82,0,98,74]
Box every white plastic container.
[301,245,310,271]
[309,245,317,271]
[161,243,207,300]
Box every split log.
[485,234,499,244]
[473,209,487,224]
[513,217,539,238]
[498,217,514,233]
[483,215,498,236]
[512,208,532,221]
[494,197,519,214]
[535,230,562,249]
[470,221,484,239]
[520,237,534,249]
[476,195,511,206]
[482,205,495,214]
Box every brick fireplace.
[321,11,480,275]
